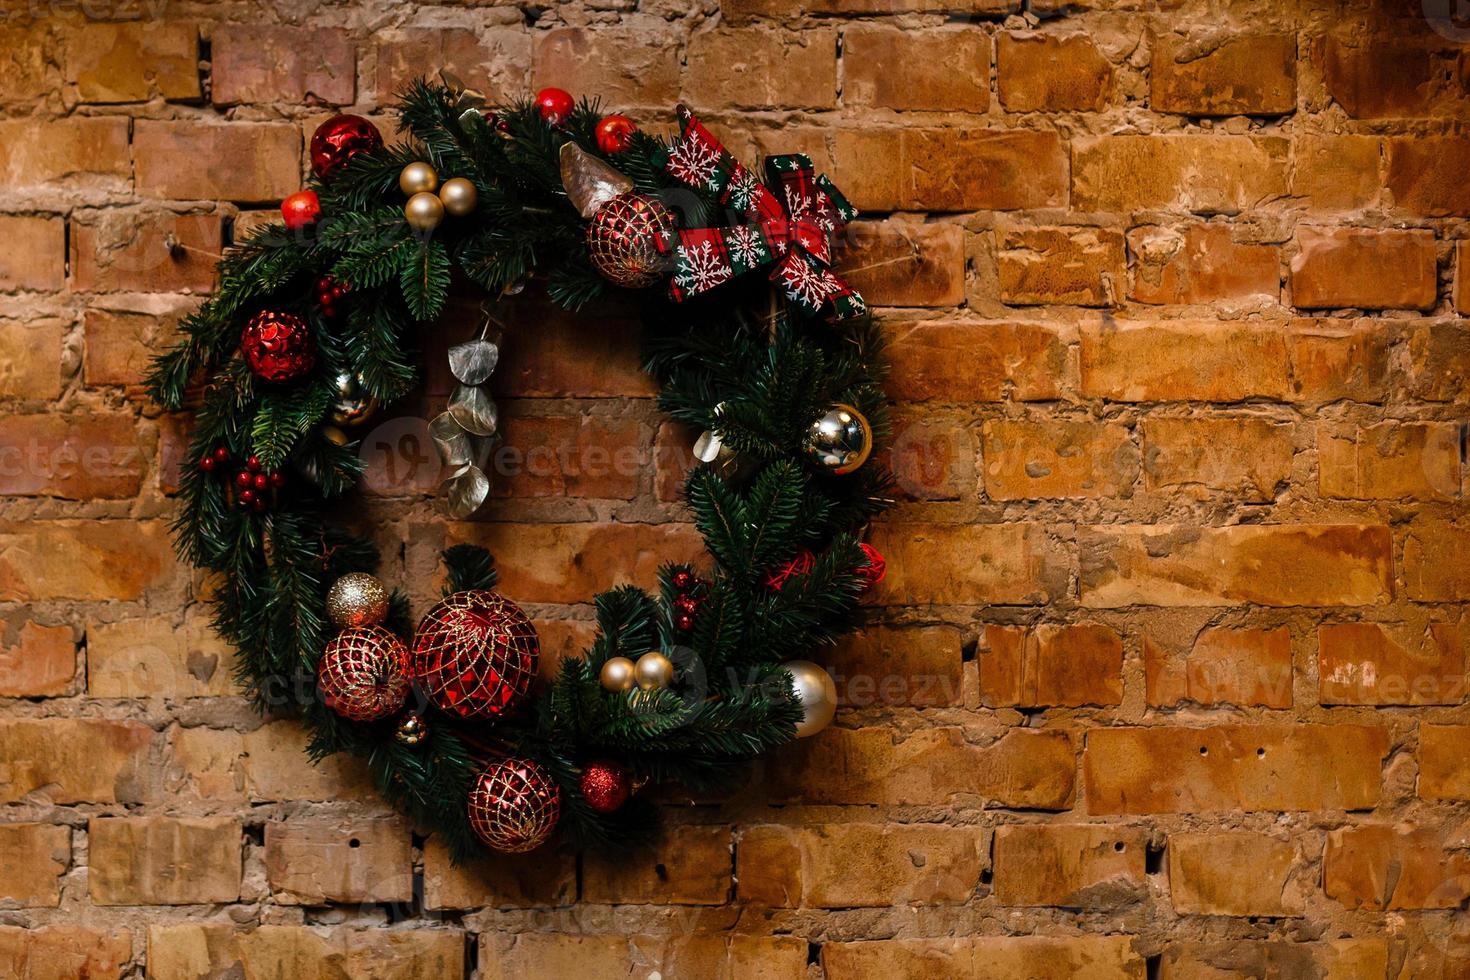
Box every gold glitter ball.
[327,572,390,628]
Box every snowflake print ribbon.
[661,106,866,320]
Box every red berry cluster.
[670,568,705,633]
[313,275,350,319]
[197,447,285,514]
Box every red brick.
[835,221,966,308]
[993,824,1146,908]
[844,27,990,112]
[1152,34,1297,116]
[1319,36,1464,121]
[1387,136,1470,216]
[1080,523,1392,608]
[1290,227,1437,310]
[0,718,154,805]
[772,726,1076,808]
[981,418,1137,500]
[1419,725,1470,801]
[89,816,241,906]
[0,24,53,104]
[829,626,964,707]
[486,413,643,500]
[166,722,377,804]
[0,414,148,500]
[901,129,1068,211]
[1318,421,1460,500]
[1084,724,1388,814]
[867,522,1066,605]
[1142,417,1295,501]
[67,21,200,103]
[584,825,730,905]
[0,520,177,602]
[374,29,532,103]
[481,933,804,980]
[1319,622,1466,706]
[83,303,191,388]
[1293,135,1383,210]
[135,120,302,203]
[981,623,1124,707]
[1080,320,1291,402]
[485,301,655,398]
[0,118,130,192]
[1145,627,1294,708]
[213,25,355,105]
[885,319,1071,402]
[1325,824,1470,909]
[148,925,464,980]
[534,26,680,108]
[824,937,1143,980]
[0,927,131,980]
[71,211,220,294]
[1127,224,1280,305]
[1159,940,1389,979]
[0,823,70,907]
[0,620,75,697]
[685,28,835,110]
[1169,832,1304,916]
[0,318,65,401]
[88,611,237,699]
[0,215,64,292]
[884,412,973,501]
[998,33,1113,112]
[1402,319,1470,402]
[423,837,576,909]
[1404,522,1470,602]
[1073,135,1289,214]
[1458,241,1470,313]
[997,226,1125,306]
[1288,318,1390,404]
[265,817,412,905]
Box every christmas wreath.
[147,76,890,861]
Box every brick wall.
[1,0,1468,977]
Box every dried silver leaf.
[559,142,633,218]
[442,465,490,520]
[449,385,499,437]
[449,339,499,385]
[429,412,474,468]
[693,430,724,463]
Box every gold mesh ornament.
[317,625,411,722]
[467,758,561,853]
[411,590,539,719]
[586,192,676,288]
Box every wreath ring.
[148,77,892,861]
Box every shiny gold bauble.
[395,713,427,746]
[599,656,636,693]
[322,425,350,446]
[326,572,391,628]
[329,370,379,427]
[404,191,445,233]
[399,161,439,196]
[781,659,837,738]
[439,177,478,217]
[805,403,873,475]
[634,650,675,691]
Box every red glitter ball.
[240,311,315,383]
[674,612,695,632]
[318,624,411,722]
[586,192,675,289]
[671,569,693,591]
[411,590,540,720]
[468,758,561,853]
[310,114,383,179]
[578,759,631,814]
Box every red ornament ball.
[198,455,217,474]
[240,311,315,383]
[579,759,631,814]
[534,87,575,125]
[675,594,699,614]
[246,455,262,472]
[675,612,695,632]
[310,113,384,179]
[412,590,540,719]
[595,114,637,154]
[586,193,676,289]
[318,624,412,722]
[313,275,350,318]
[468,758,561,853]
[281,190,321,231]
[857,543,886,592]
[234,470,252,489]
[671,569,694,591]
[764,549,816,592]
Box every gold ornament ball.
[781,659,837,738]
[322,425,350,446]
[634,650,675,691]
[326,572,391,628]
[599,656,636,692]
[395,713,427,746]
[405,192,445,233]
[805,402,873,475]
[439,177,478,217]
[329,370,379,427]
[399,161,439,196]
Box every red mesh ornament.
[579,759,631,814]
[411,590,539,719]
[764,549,816,592]
[468,758,561,853]
[310,114,384,179]
[586,192,675,289]
[857,543,886,592]
[317,625,411,722]
[240,310,315,383]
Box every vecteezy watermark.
[1424,0,1470,41]
[1,0,172,21]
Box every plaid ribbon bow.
[661,106,866,320]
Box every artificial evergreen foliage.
[147,80,891,858]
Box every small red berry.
[269,471,286,489]
[671,569,693,591]
[199,456,216,474]
[253,496,269,513]
[676,595,699,614]
[239,489,256,505]
[246,455,262,473]
[212,447,231,463]
[595,114,637,154]
[253,473,269,491]
[281,190,322,231]
[675,612,695,631]
[234,470,253,489]
[535,87,575,125]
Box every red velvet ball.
[856,543,886,592]
[468,758,561,853]
[763,549,816,592]
[411,590,540,719]
[281,190,321,231]
[579,759,631,814]
[240,311,315,384]
[310,114,384,179]
[534,87,575,124]
[594,114,637,154]
[318,624,412,722]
